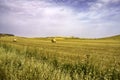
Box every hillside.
[100,35,120,40]
[0,34,120,80]
[41,35,120,40]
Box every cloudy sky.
[0,0,120,38]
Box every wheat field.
[0,36,120,80]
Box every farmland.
[0,35,120,80]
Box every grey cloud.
[0,0,120,38]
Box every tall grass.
[0,37,120,80]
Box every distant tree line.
[0,33,14,37]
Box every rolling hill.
[0,33,120,80]
[100,35,120,40]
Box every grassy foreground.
[0,36,120,80]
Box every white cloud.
[0,0,120,38]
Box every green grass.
[0,36,120,80]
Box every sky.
[0,0,120,38]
